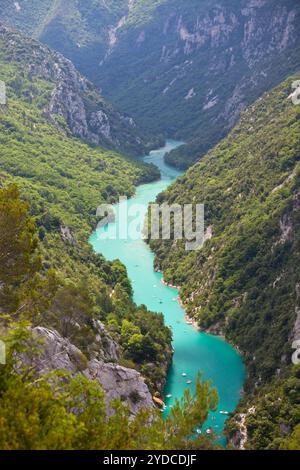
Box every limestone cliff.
[0,22,154,157]
[21,326,154,416]
[3,1,299,167]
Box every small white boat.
[166,394,172,399]
[182,373,187,377]
[186,380,192,385]
[220,410,229,415]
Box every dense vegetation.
[0,1,128,41]
[0,20,160,158]
[0,24,172,394]
[1,1,300,451]
[226,366,300,450]
[0,186,219,450]
[0,1,131,89]
[0,0,57,37]
[0,20,219,451]
[98,0,300,170]
[149,73,300,448]
[3,1,300,168]
[0,361,219,450]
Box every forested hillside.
[0,21,160,158]
[0,20,225,450]
[0,10,227,452]
[0,186,219,450]
[149,74,300,449]
[1,0,300,453]
[3,1,300,169]
[0,17,173,391]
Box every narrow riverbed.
[90,140,245,445]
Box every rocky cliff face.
[23,326,154,416]
[0,22,153,157]
[3,1,300,167]
[100,0,299,169]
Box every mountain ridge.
[0,21,173,413]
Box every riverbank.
[90,140,245,445]
[161,276,244,358]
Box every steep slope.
[0,22,172,411]
[149,73,300,448]
[3,1,300,169]
[0,22,159,157]
[0,24,222,450]
[100,0,300,169]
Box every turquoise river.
[90,140,245,445]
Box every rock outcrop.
[60,225,76,245]
[91,320,120,363]
[23,327,154,416]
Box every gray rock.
[0,23,150,157]
[279,423,291,436]
[60,225,76,245]
[25,327,153,416]
[86,359,154,416]
[92,320,120,362]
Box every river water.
[90,140,245,445]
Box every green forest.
[4,1,300,171]
[149,74,300,449]
[0,0,300,454]
[0,186,218,450]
